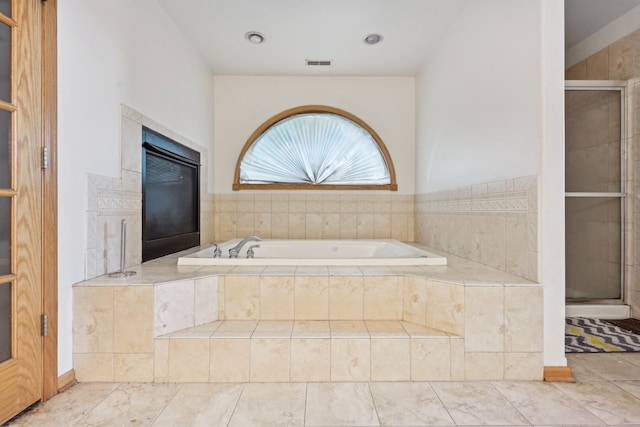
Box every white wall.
[213,76,415,194]
[415,0,566,365]
[540,0,568,368]
[415,0,542,194]
[57,0,214,374]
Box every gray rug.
[565,317,640,353]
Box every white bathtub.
[178,239,447,266]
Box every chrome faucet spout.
[228,236,262,258]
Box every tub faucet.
[246,245,261,259]
[228,236,261,258]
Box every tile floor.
[5,352,640,426]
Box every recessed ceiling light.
[363,33,383,45]
[245,31,265,44]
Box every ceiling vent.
[306,59,332,66]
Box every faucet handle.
[212,243,221,258]
[246,244,261,259]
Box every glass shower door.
[565,82,625,302]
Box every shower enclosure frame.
[565,80,627,305]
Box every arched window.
[233,105,397,190]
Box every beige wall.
[213,76,416,194]
[566,31,639,311]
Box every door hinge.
[42,313,48,337]
[42,147,49,170]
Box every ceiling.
[157,0,640,76]
[156,0,468,76]
[565,0,640,49]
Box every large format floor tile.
[369,382,455,426]
[75,383,181,426]
[566,353,640,380]
[8,353,640,427]
[305,383,379,427]
[555,380,640,425]
[228,383,306,427]
[152,383,244,426]
[430,382,529,426]
[491,381,604,425]
[4,383,118,427]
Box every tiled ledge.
[74,243,539,287]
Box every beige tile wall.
[73,285,154,382]
[565,31,639,81]
[213,193,415,242]
[566,31,638,311]
[73,276,218,382]
[415,176,539,281]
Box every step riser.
[156,336,464,383]
[220,275,463,336]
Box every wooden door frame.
[41,0,58,400]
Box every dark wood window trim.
[233,105,398,191]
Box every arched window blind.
[233,105,397,191]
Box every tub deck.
[73,243,543,383]
[178,239,447,266]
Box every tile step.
[155,320,463,383]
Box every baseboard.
[566,304,631,319]
[544,366,576,383]
[57,369,76,393]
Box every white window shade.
[239,113,391,185]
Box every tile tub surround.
[83,107,537,290]
[415,176,539,281]
[213,193,415,242]
[84,105,215,280]
[73,247,543,383]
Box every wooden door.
[0,0,44,422]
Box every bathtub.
[178,239,447,266]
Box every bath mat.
[603,318,640,335]
[565,317,640,353]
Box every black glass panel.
[0,109,9,189]
[0,282,10,363]
[0,1,10,18]
[0,22,9,103]
[144,152,198,241]
[0,197,9,276]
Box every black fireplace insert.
[142,127,200,262]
